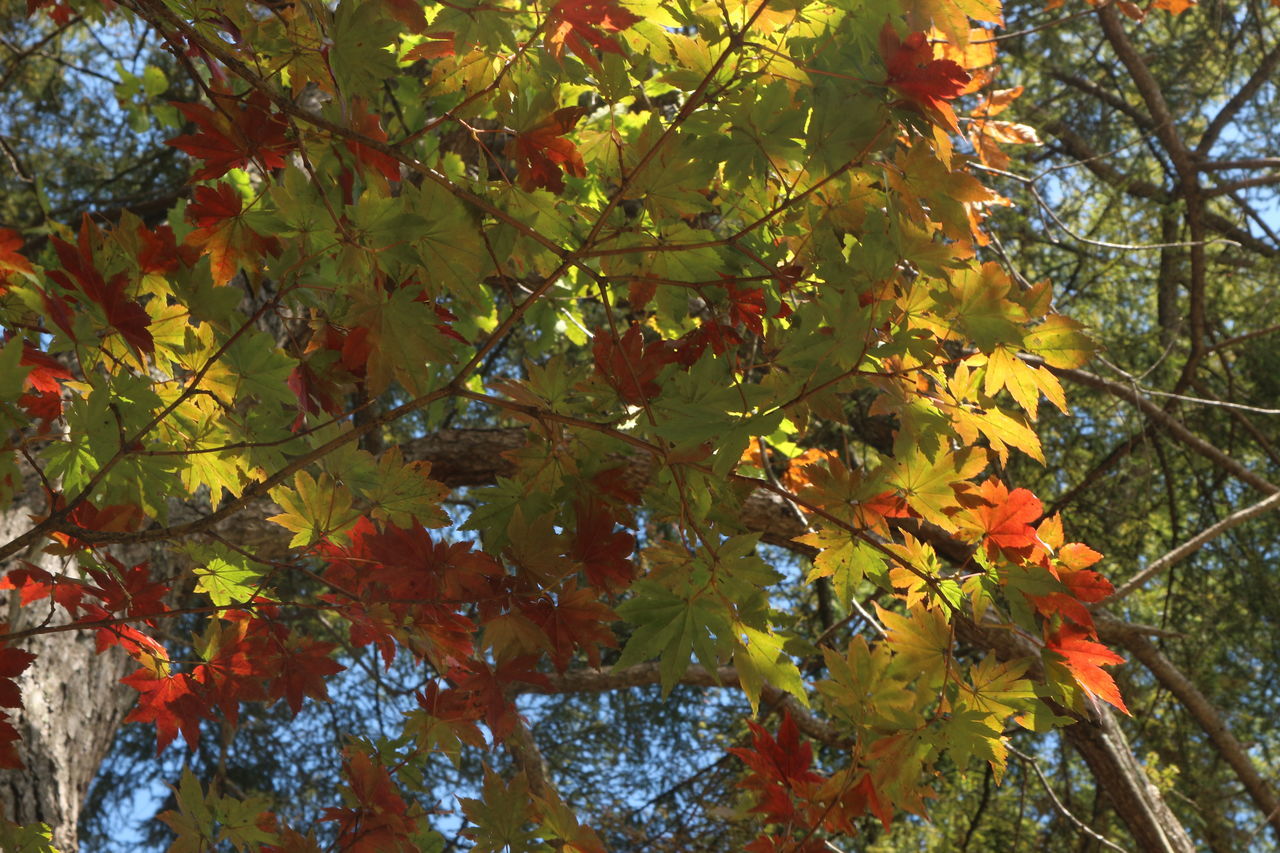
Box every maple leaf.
[135,222,191,276]
[510,106,589,194]
[1045,624,1129,714]
[460,766,541,852]
[122,668,211,752]
[267,637,346,715]
[167,91,294,181]
[322,751,417,853]
[45,498,144,555]
[345,98,402,183]
[880,25,970,133]
[729,711,824,824]
[571,498,636,591]
[287,362,341,432]
[185,182,280,286]
[591,324,676,404]
[17,344,73,427]
[447,657,550,741]
[724,281,767,335]
[47,218,154,354]
[957,478,1043,558]
[0,644,36,710]
[522,584,618,670]
[590,466,643,506]
[0,228,33,285]
[545,0,641,72]
[85,558,168,619]
[0,715,23,769]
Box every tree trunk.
[0,474,139,851]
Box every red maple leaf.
[510,106,589,194]
[446,656,550,740]
[46,498,144,555]
[26,0,74,25]
[0,638,36,767]
[545,0,642,72]
[1045,623,1129,714]
[1061,567,1113,602]
[16,344,73,427]
[522,584,617,670]
[572,498,636,591]
[185,182,280,286]
[287,362,341,432]
[880,25,969,132]
[47,218,154,354]
[591,466,642,506]
[0,644,37,710]
[0,564,81,612]
[345,99,402,183]
[724,281,767,335]
[322,751,417,853]
[319,518,501,668]
[591,324,676,404]
[728,711,824,824]
[85,558,168,619]
[0,716,23,769]
[267,637,345,715]
[122,668,211,752]
[669,320,742,366]
[134,222,189,276]
[95,623,167,659]
[167,91,295,181]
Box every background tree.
[1,0,1276,851]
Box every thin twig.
[1007,744,1129,852]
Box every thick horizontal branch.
[529,662,845,746]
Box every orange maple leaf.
[1046,624,1129,714]
[0,228,33,285]
[959,478,1043,558]
[184,182,279,285]
[545,0,642,72]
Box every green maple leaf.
[615,583,733,694]
[733,623,808,715]
[330,0,400,99]
[1025,314,1097,369]
[940,708,1007,780]
[965,656,1036,720]
[877,602,951,684]
[158,768,217,853]
[460,767,545,853]
[0,819,61,853]
[193,551,266,607]
[796,526,888,605]
[0,337,30,401]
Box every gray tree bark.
[0,471,140,851]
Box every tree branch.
[1107,491,1280,603]
[1100,620,1280,846]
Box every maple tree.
[1,0,1276,848]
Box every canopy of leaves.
[1,0,1276,850]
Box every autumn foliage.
[0,0,1178,846]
